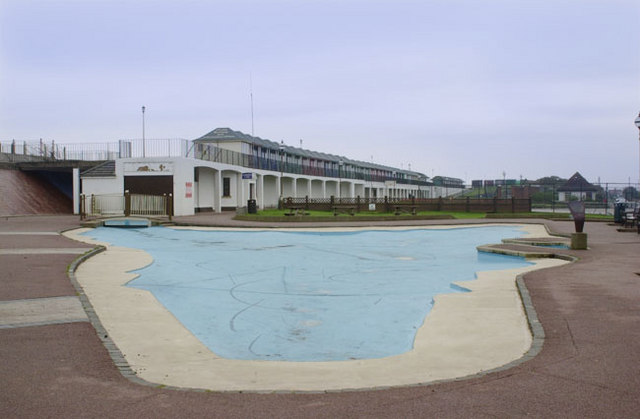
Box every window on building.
[223,177,231,197]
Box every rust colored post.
[124,190,131,217]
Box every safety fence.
[80,192,173,219]
[282,196,531,213]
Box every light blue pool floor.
[83,226,532,362]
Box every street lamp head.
[635,111,640,130]
[142,106,145,113]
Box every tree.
[535,176,566,185]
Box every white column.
[72,168,80,214]
[237,172,245,207]
[213,170,222,212]
[257,174,264,210]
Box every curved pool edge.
[63,223,572,393]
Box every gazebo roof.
[557,172,598,192]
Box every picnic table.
[332,205,356,216]
[284,207,308,216]
[394,205,417,216]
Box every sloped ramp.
[0,169,72,216]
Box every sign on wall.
[124,162,174,174]
[242,172,253,179]
[185,182,193,198]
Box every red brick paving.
[1,215,639,418]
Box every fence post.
[124,190,131,217]
[384,196,390,213]
[356,196,360,213]
[512,197,516,213]
[305,195,309,211]
[79,194,85,220]
[466,196,470,213]
[90,194,95,216]
[493,196,498,213]
[168,193,173,221]
[438,196,443,212]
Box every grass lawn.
[236,209,612,222]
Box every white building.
[81,128,459,216]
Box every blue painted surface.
[103,219,150,228]
[83,226,532,361]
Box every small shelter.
[557,172,598,201]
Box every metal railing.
[192,142,431,185]
[0,139,190,162]
[80,193,173,219]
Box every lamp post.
[338,159,344,200]
[279,140,285,202]
[141,106,146,158]
[502,170,506,199]
[635,112,640,192]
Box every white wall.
[196,167,215,210]
[263,175,278,208]
[82,177,122,196]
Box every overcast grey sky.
[1,0,639,183]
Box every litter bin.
[614,202,627,224]
[247,199,257,214]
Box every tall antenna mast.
[250,73,255,136]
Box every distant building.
[431,176,464,188]
[557,172,598,201]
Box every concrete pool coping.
[64,223,571,392]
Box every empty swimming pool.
[83,225,532,362]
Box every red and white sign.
[185,182,193,198]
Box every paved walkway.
[1,214,639,418]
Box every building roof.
[557,172,598,192]
[195,128,427,179]
[81,160,116,177]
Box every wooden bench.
[333,205,356,216]
[394,205,417,216]
[284,207,308,216]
